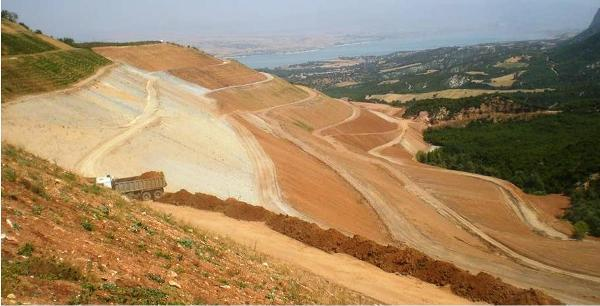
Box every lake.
[234,32,549,69]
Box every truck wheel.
[153,190,163,200]
[141,192,152,201]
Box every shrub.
[572,221,589,240]
[155,251,171,260]
[81,220,94,231]
[177,238,194,249]
[17,243,34,256]
[2,166,17,182]
[146,273,165,284]
[82,184,102,195]
[32,203,43,215]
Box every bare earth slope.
[3,43,600,304]
[1,144,376,304]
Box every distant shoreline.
[234,33,562,69]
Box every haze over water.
[234,32,552,69]
[4,0,599,69]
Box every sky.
[3,0,599,42]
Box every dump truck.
[95,171,167,201]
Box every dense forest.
[418,113,600,236]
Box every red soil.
[159,190,561,305]
[324,109,396,135]
[94,44,221,71]
[333,132,398,152]
[169,61,266,90]
[139,171,164,179]
[237,115,391,243]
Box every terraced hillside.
[4,33,600,304]
[1,19,110,101]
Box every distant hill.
[571,8,600,43]
[551,9,600,85]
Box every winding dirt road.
[75,77,161,176]
[242,85,600,304]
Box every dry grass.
[210,77,308,114]
[367,87,548,103]
[169,60,265,89]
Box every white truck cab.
[95,175,113,188]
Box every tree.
[59,37,75,46]
[1,10,18,22]
[572,221,589,240]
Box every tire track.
[75,77,161,176]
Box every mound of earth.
[159,190,561,305]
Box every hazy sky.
[3,0,599,42]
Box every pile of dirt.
[139,171,164,179]
[159,190,562,305]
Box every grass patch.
[70,283,168,305]
[2,166,17,182]
[32,203,44,215]
[82,184,103,195]
[129,220,154,235]
[3,256,84,281]
[20,178,49,199]
[177,238,194,249]
[1,32,56,55]
[2,48,110,100]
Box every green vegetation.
[81,219,94,231]
[3,256,83,282]
[419,113,600,235]
[420,114,600,194]
[400,94,541,120]
[1,18,111,100]
[1,32,56,55]
[565,180,600,237]
[1,48,110,100]
[17,243,34,256]
[70,283,168,305]
[177,237,194,249]
[1,9,18,22]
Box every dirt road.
[248,86,600,303]
[149,202,469,305]
[75,77,161,176]
[340,103,600,283]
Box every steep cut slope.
[94,44,267,90]
[2,64,261,204]
[5,40,600,303]
[93,44,221,71]
[1,144,377,304]
[1,19,110,101]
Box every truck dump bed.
[113,172,167,194]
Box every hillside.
[1,144,375,304]
[4,21,600,304]
[571,8,600,43]
[1,19,110,101]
